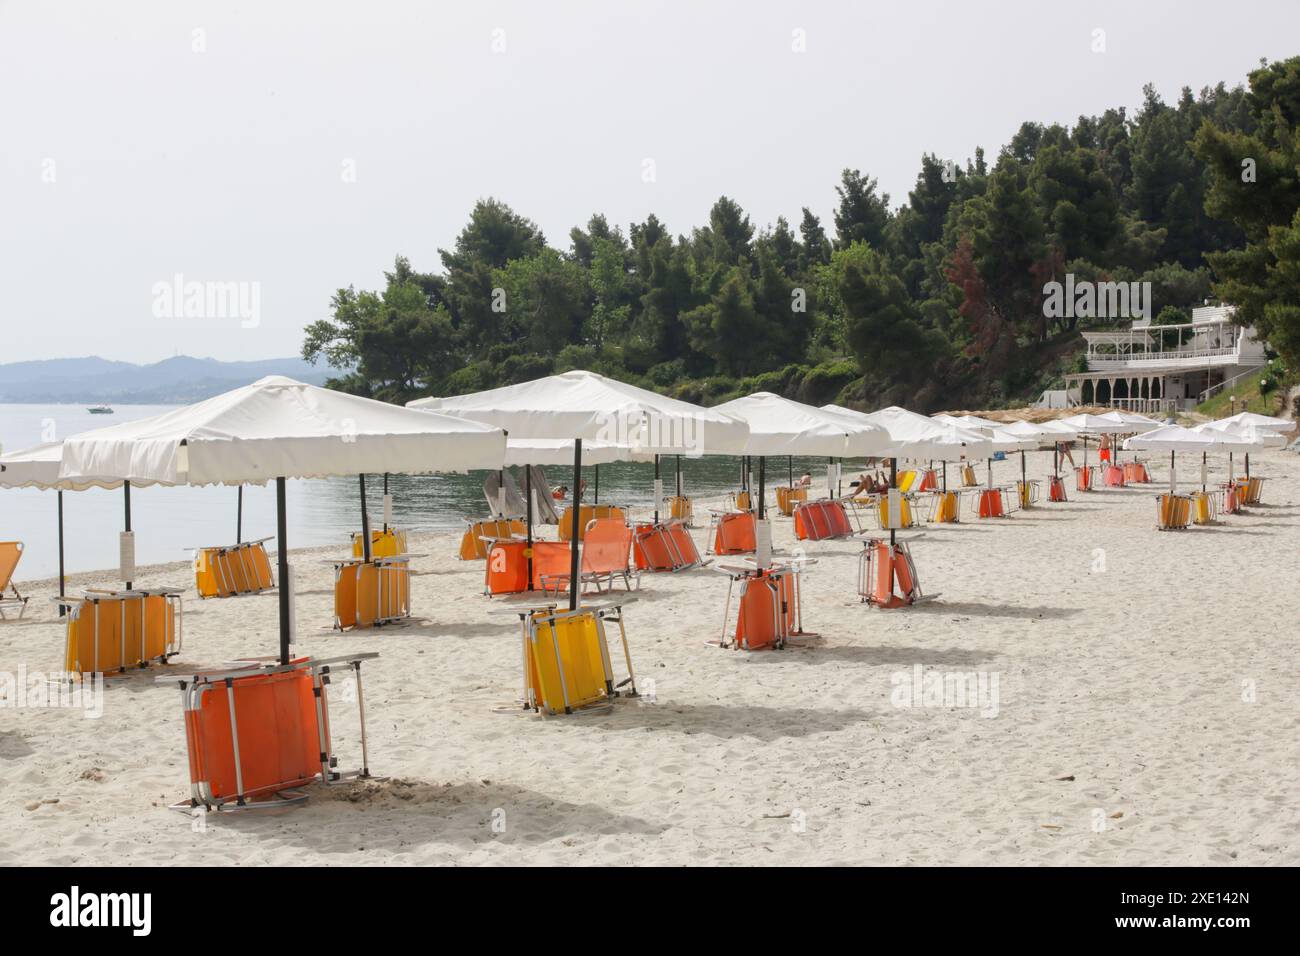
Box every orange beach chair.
[0,541,29,619]
[792,499,855,541]
[708,510,757,555]
[858,538,927,608]
[167,653,379,812]
[59,587,184,675]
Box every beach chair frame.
[194,537,276,599]
[0,541,30,620]
[331,555,413,630]
[58,587,184,677]
[164,652,379,812]
[517,602,637,715]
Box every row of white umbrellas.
[1,371,1292,657]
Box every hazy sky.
[3,1,1296,365]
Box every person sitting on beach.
[795,473,812,488]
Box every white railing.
[1198,365,1267,404]
[1086,346,1238,365]
[1109,397,1179,414]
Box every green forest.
[303,56,1300,413]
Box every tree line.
[303,56,1300,412]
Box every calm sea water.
[1,403,848,579]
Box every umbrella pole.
[383,473,389,532]
[525,464,533,587]
[942,461,948,493]
[57,490,65,617]
[124,480,132,590]
[676,455,682,498]
[1020,449,1026,490]
[788,455,793,488]
[1246,453,1250,481]
[569,440,582,611]
[276,477,290,665]
[1202,451,1207,493]
[837,458,842,498]
[654,454,660,523]
[359,474,372,562]
[758,456,766,519]
[593,464,599,504]
[1170,450,1176,495]
[236,484,243,543]
[889,458,898,548]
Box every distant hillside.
[0,356,332,403]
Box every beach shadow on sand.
[778,643,1000,668]
[0,730,36,759]
[907,600,1081,621]
[207,778,667,850]
[590,701,875,741]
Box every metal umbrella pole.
[889,458,898,548]
[276,477,290,664]
[236,485,243,543]
[569,440,583,611]
[757,456,766,520]
[57,490,65,617]
[593,464,599,504]
[654,454,660,523]
[524,463,533,587]
[359,474,372,561]
[676,455,682,497]
[124,480,132,590]
[383,473,389,532]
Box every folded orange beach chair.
[0,541,29,620]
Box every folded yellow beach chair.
[928,491,960,524]
[1191,491,1216,526]
[1156,493,1191,531]
[333,556,412,630]
[665,495,694,524]
[459,518,526,560]
[0,541,29,620]
[194,538,275,598]
[960,465,978,487]
[520,603,636,715]
[61,587,183,675]
[774,486,807,517]
[352,527,408,559]
[897,470,918,493]
[557,504,625,542]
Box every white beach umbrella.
[0,441,172,605]
[60,376,507,663]
[409,369,749,608]
[713,392,893,516]
[1125,424,1264,493]
[1097,410,1162,432]
[1213,411,1292,432]
[1059,412,1133,470]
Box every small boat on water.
[87,404,114,415]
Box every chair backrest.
[0,542,22,590]
[582,518,632,574]
[531,541,574,589]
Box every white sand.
[1,448,1296,866]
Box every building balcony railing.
[1086,346,1239,370]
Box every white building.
[1061,305,1269,413]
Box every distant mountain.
[0,356,333,403]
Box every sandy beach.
[1,448,1296,866]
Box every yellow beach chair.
[0,541,29,619]
[352,527,408,559]
[60,587,183,675]
[557,504,625,542]
[665,495,694,525]
[774,486,808,517]
[194,538,275,598]
[333,556,412,630]
[960,465,978,488]
[1156,493,1192,531]
[928,491,960,524]
[458,518,526,560]
[520,603,636,715]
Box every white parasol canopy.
[1197,417,1288,447]
[1211,411,1292,433]
[714,392,893,457]
[60,376,506,486]
[826,405,992,460]
[409,369,749,456]
[999,420,1077,444]
[1097,410,1162,432]
[1,441,167,491]
[501,438,648,467]
[1059,412,1133,436]
[1123,424,1232,453]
